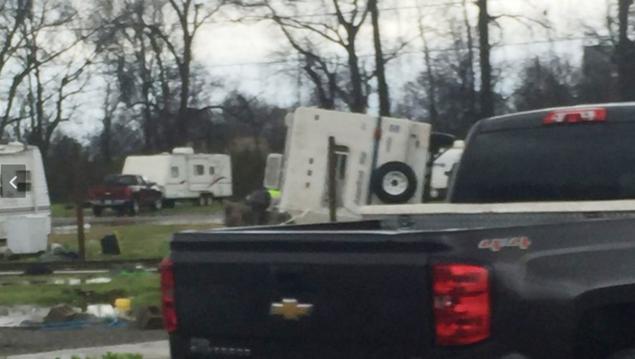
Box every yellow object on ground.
[114,298,132,313]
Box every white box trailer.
[0,143,50,255]
[122,148,232,206]
[276,108,431,223]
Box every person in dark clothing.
[246,188,272,225]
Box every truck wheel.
[152,198,163,211]
[163,199,175,209]
[608,349,635,359]
[92,206,103,217]
[128,200,140,216]
[371,161,418,204]
[169,332,188,359]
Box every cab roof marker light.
[544,108,607,125]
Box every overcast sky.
[62,0,612,137]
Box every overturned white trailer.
[0,143,50,255]
[275,108,431,223]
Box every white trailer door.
[209,156,232,197]
[165,156,188,199]
[188,156,214,194]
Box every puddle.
[52,223,92,235]
[0,305,49,327]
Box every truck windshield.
[451,121,635,203]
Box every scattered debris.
[101,234,121,255]
[85,277,112,285]
[44,304,81,323]
[114,298,132,315]
[135,306,163,330]
[86,304,117,319]
[38,243,79,262]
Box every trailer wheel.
[371,161,418,204]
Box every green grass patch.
[51,202,224,219]
[0,272,160,307]
[51,203,90,218]
[50,223,218,260]
[64,353,142,359]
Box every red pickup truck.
[87,174,163,216]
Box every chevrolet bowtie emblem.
[270,298,313,320]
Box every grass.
[51,201,224,218]
[50,223,219,260]
[0,272,160,308]
[65,355,142,359]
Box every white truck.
[0,142,50,255]
[122,148,233,207]
[430,140,464,199]
[266,107,432,224]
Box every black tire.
[92,206,103,217]
[371,161,418,204]
[128,200,140,216]
[163,199,176,209]
[608,349,635,359]
[168,332,188,359]
[198,194,212,207]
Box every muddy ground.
[0,327,167,356]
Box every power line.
[198,36,593,69]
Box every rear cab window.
[450,106,635,203]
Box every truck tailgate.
[171,230,449,355]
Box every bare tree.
[368,0,389,116]
[249,0,370,113]
[476,0,493,118]
[1,0,89,140]
[146,0,227,144]
[0,0,28,76]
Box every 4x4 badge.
[478,236,531,252]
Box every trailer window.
[209,167,215,175]
[195,165,205,176]
[171,166,180,178]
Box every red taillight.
[432,263,490,346]
[543,108,607,125]
[123,187,134,198]
[160,257,177,332]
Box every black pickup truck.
[162,103,635,359]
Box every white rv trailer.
[276,107,431,223]
[0,143,50,255]
[122,148,232,206]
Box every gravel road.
[0,327,167,356]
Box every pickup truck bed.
[167,211,635,359]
